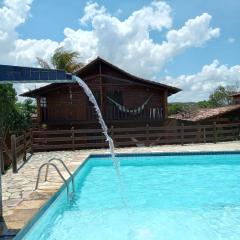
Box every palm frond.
[37,47,84,73]
[36,57,51,69]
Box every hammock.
[107,95,153,114]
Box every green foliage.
[197,100,212,108]
[37,47,84,73]
[0,84,17,138]
[15,99,36,130]
[0,84,36,139]
[168,85,239,115]
[208,86,235,107]
[168,103,186,115]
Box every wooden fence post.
[110,126,114,138]
[238,124,240,140]
[203,127,206,143]
[213,122,217,144]
[0,145,2,219]
[71,127,75,151]
[30,128,33,154]
[23,131,27,162]
[181,123,184,145]
[11,134,17,173]
[0,145,4,175]
[232,126,236,140]
[146,124,150,147]
[110,126,115,146]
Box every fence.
[1,122,240,173]
[0,130,32,174]
[31,122,240,151]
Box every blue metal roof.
[0,65,74,83]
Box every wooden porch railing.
[87,106,164,121]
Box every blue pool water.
[17,153,240,240]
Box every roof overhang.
[231,93,240,97]
[74,57,181,95]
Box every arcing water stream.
[73,76,120,175]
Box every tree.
[197,100,212,109]
[37,47,84,73]
[168,102,199,115]
[0,84,36,141]
[0,84,17,140]
[208,86,236,107]
[168,103,186,115]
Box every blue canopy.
[0,65,74,83]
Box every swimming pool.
[16,152,240,240]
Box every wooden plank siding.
[41,76,166,126]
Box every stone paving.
[1,141,240,238]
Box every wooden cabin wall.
[45,85,88,124]
[233,96,240,105]
[36,62,169,128]
[38,81,166,127]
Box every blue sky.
[18,0,240,77]
[1,0,240,101]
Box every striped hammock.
[107,95,153,114]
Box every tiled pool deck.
[1,141,240,239]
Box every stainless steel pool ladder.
[35,158,75,200]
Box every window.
[40,97,47,108]
[40,97,48,122]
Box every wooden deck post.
[0,145,4,175]
[0,146,2,218]
[30,128,33,154]
[181,123,184,145]
[203,127,206,143]
[110,126,115,145]
[163,90,168,119]
[71,127,75,151]
[23,131,27,162]
[213,122,217,144]
[11,134,17,173]
[146,124,150,147]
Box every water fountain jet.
[73,76,120,175]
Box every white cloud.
[0,0,32,64]
[80,1,107,25]
[0,0,221,101]
[165,60,240,102]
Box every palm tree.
[37,47,84,73]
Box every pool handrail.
[34,163,70,199]
[45,158,75,193]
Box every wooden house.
[232,93,240,105]
[21,57,180,129]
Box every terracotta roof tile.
[231,92,240,97]
[169,104,240,122]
